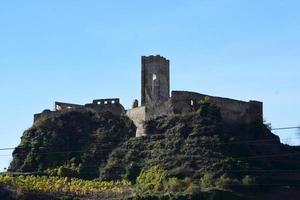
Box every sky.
[0,0,300,172]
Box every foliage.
[124,163,142,184]
[215,175,239,189]
[127,190,243,200]
[241,175,254,186]
[8,98,300,199]
[200,173,215,190]
[136,166,200,196]
[165,178,187,194]
[136,165,168,195]
[45,163,81,178]
[9,110,135,180]
[200,173,256,191]
[0,174,131,198]
[101,103,224,181]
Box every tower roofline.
[142,55,169,64]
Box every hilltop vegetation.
[9,110,136,179]
[5,100,300,199]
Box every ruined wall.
[171,91,263,124]
[126,106,146,137]
[55,102,83,111]
[85,98,125,116]
[34,110,58,122]
[141,55,170,106]
[34,98,126,123]
[145,100,172,121]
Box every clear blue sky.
[0,0,300,171]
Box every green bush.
[124,163,141,184]
[126,190,243,200]
[136,165,168,195]
[241,175,254,186]
[200,173,215,190]
[215,175,240,189]
[165,178,186,193]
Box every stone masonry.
[34,55,263,137]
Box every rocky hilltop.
[3,100,300,200]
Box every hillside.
[101,101,300,186]
[3,100,300,199]
[9,110,136,179]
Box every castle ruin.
[34,55,263,137]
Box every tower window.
[153,74,157,81]
[191,100,194,106]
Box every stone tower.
[141,55,170,106]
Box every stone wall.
[141,55,170,106]
[34,110,59,122]
[144,100,172,120]
[34,98,126,123]
[55,102,83,111]
[171,91,263,124]
[126,106,146,137]
[85,98,125,116]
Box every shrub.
[0,174,131,198]
[200,173,215,190]
[136,165,168,195]
[124,163,141,184]
[241,175,254,186]
[215,174,235,189]
[165,177,186,193]
[46,163,80,178]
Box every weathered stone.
[126,106,146,137]
[34,98,125,122]
[33,55,263,137]
[141,55,170,106]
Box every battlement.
[141,55,169,65]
